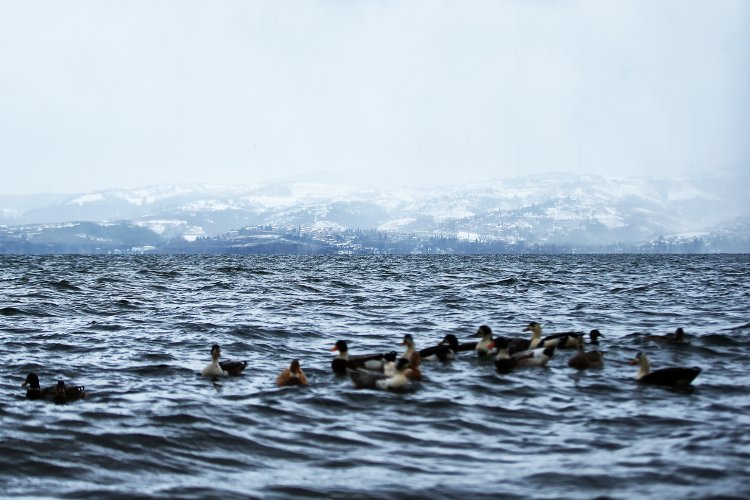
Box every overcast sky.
[1,0,748,196]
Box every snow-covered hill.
[1,170,748,251]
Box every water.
[1,254,749,499]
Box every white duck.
[475,325,496,357]
[348,358,412,390]
[201,344,247,377]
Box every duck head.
[290,359,302,375]
[210,344,221,360]
[523,322,542,336]
[439,334,459,348]
[22,373,40,389]
[629,352,651,378]
[674,328,685,341]
[589,329,604,344]
[475,325,492,339]
[628,352,647,366]
[331,340,348,353]
[401,334,415,347]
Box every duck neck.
[403,343,415,358]
[337,351,349,360]
[637,357,651,379]
[529,329,542,349]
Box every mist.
[1,0,749,196]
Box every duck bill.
[330,346,338,352]
[627,359,638,365]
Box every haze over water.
[1,254,749,499]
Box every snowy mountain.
[1,170,748,253]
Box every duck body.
[52,381,86,404]
[489,339,520,373]
[454,340,479,352]
[640,367,701,386]
[202,360,248,377]
[524,322,593,350]
[348,359,412,390]
[219,360,248,376]
[647,327,688,345]
[513,346,555,367]
[568,337,603,369]
[419,334,459,362]
[540,331,583,349]
[202,359,226,377]
[277,360,309,387]
[475,325,496,357]
[202,344,247,377]
[400,334,422,367]
[331,340,396,375]
[507,337,531,355]
[629,352,701,387]
[22,374,86,403]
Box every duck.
[488,337,522,373]
[489,339,555,368]
[628,352,701,387]
[22,373,86,403]
[276,359,309,387]
[514,322,545,351]
[587,329,604,345]
[419,334,459,362]
[201,344,247,377]
[568,336,604,369]
[647,327,688,344]
[474,325,496,357]
[400,334,422,368]
[534,321,594,349]
[516,346,556,367]
[330,340,397,375]
[453,334,479,353]
[505,322,549,353]
[348,358,412,390]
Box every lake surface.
[1,254,749,499]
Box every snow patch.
[179,200,238,211]
[378,218,417,231]
[308,220,346,231]
[68,194,104,205]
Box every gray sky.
[1,0,748,196]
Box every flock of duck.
[21,323,701,403]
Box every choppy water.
[1,254,749,499]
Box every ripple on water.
[0,254,749,499]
